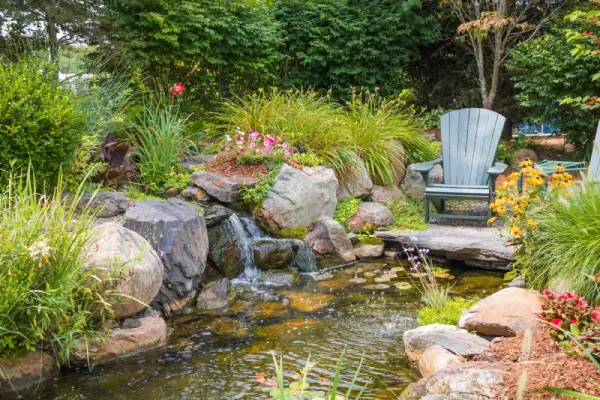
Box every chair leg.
[440,199,445,212]
[424,197,430,223]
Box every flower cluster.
[171,82,184,98]
[541,289,600,358]
[223,128,292,163]
[489,160,572,244]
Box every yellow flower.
[487,217,497,224]
[508,172,520,180]
[509,224,523,237]
[552,164,566,173]
[527,219,538,227]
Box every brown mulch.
[204,156,268,179]
[481,326,600,399]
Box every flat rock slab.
[403,324,490,361]
[459,287,543,337]
[376,225,515,270]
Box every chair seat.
[425,184,490,198]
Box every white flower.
[27,239,52,260]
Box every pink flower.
[248,142,256,149]
[566,291,576,299]
[550,318,563,330]
[171,82,184,97]
[592,310,600,323]
[557,294,567,301]
[266,135,276,143]
[284,149,293,157]
[256,132,263,138]
[578,299,589,308]
[236,136,242,142]
[542,289,554,297]
[282,143,288,148]
[224,146,231,152]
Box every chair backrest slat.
[589,121,600,179]
[441,108,506,186]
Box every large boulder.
[401,163,443,199]
[371,185,407,203]
[124,199,209,315]
[458,288,543,337]
[347,202,394,233]
[253,238,294,270]
[190,171,257,203]
[289,240,318,273]
[71,316,168,366]
[196,278,235,310]
[0,352,58,393]
[72,192,131,218]
[403,324,490,362]
[418,345,464,378]
[181,186,210,202]
[337,160,373,199]
[353,242,385,259]
[255,164,338,231]
[84,223,164,319]
[403,362,506,400]
[208,215,248,279]
[304,218,355,262]
[510,148,539,169]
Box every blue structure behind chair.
[415,108,508,223]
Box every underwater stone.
[252,238,294,270]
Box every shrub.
[387,199,428,231]
[241,161,283,206]
[334,198,361,231]
[292,152,324,167]
[0,57,85,186]
[0,172,108,362]
[517,181,600,303]
[419,297,478,326]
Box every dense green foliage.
[386,200,428,231]
[508,25,600,153]
[518,182,600,304]
[0,173,107,361]
[418,297,478,326]
[274,0,439,98]
[334,198,361,231]
[0,58,85,185]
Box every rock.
[124,199,209,315]
[337,159,373,199]
[347,202,394,233]
[202,204,234,228]
[162,290,198,316]
[72,316,168,366]
[384,249,400,259]
[165,187,180,196]
[83,223,163,319]
[401,163,443,199]
[371,185,407,203]
[251,301,290,319]
[196,278,235,310]
[304,218,355,262]
[458,288,543,337]
[421,395,486,400]
[418,345,464,378]
[73,191,131,218]
[289,240,318,273]
[122,318,142,329]
[392,159,408,186]
[0,352,58,393]
[353,242,385,259]
[181,154,215,171]
[404,362,506,399]
[510,148,539,169]
[190,171,257,203]
[403,324,490,362]
[348,232,358,245]
[256,269,301,286]
[181,186,210,202]
[208,216,248,279]
[252,239,294,270]
[508,278,526,288]
[314,272,335,281]
[256,164,338,231]
[280,291,338,312]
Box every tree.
[1,0,101,62]
[443,0,561,110]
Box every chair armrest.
[488,162,508,176]
[415,158,442,173]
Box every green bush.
[496,142,512,164]
[418,297,478,326]
[0,172,108,361]
[518,182,600,303]
[292,152,324,167]
[0,57,85,185]
[387,199,428,231]
[334,198,361,231]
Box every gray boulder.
[0,352,58,393]
[196,278,235,310]
[347,202,394,233]
[510,148,539,169]
[255,269,301,286]
[84,223,164,319]
[289,240,318,273]
[124,199,209,315]
[181,154,215,171]
[337,159,373,199]
[190,171,257,203]
[401,163,443,199]
[403,324,490,362]
[73,192,131,218]
[255,164,338,231]
[371,185,407,203]
[304,218,355,262]
[181,186,210,202]
[252,238,294,270]
[208,216,248,279]
[353,242,385,259]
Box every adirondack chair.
[588,121,600,180]
[415,108,508,222]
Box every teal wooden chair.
[416,108,508,222]
[587,122,600,179]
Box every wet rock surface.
[252,238,293,270]
[304,218,355,262]
[0,352,58,393]
[196,278,235,310]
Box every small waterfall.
[240,217,265,239]
[227,214,259,280]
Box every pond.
[14,260,505,400]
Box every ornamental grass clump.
[0,172,109,362]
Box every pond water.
[14,260,505,400]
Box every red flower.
[171,82,185,98]
[570,319,579,326]
[578,299,589,308]
[592,310,600,323]
[550,318,563,330]
[566,291,576,299]
[542,289,554,297]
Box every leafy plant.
[0,57,85,186]
[386,200,428,231]
[334,198,362,231]
[418,297,478,326]
[417,107,448,130]
[98,133,136,186]
[0,170,109,362]
[241,161,283,206]
[292,152,324,167]
[496,142,512,164]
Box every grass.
[387,199,428,231]
[517,181,600,303]
[418,297,478,326]
[0,171,109,363]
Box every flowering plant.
[489,160,573,245]
[541,289,600,359]
[171,82,184,98]
[223,128,293,164]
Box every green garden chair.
[415,108,508,222]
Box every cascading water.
[226,214,259,280]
